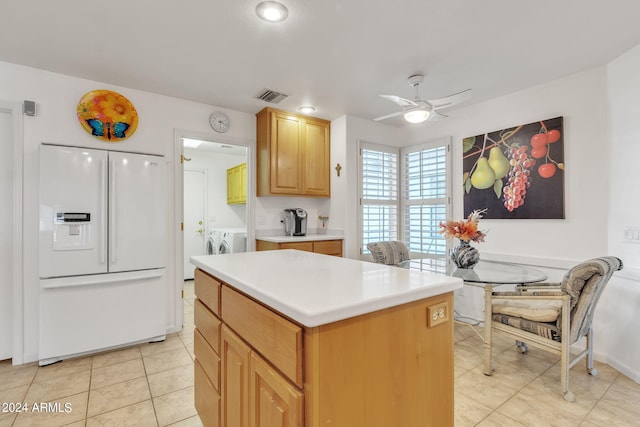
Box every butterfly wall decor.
[77,90,138,142]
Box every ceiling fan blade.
[373,111,403,122]
[428,89,472,110]
[427,110,448,121]
[379,95,418,107]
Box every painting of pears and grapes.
[463,116,565,219]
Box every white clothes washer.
[217,228,247,254]
[205,230,220,255]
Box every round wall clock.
[77,90,138,142]
[209,111,230,133]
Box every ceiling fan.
[374,74,471,123]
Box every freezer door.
[108,152,166,272]
[39,269,166,362]
[39,145,108,278]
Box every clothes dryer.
[218,229,247,254]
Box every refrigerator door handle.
[99,158,107,265]
[109,159,116,265]
[40,269,165,290]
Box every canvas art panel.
[462,116,564,219]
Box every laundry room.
[182,138,248,280]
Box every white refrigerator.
[38,144,167,364]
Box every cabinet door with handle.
[270,112,303,195]
[221,325,250,427]
[302,117,330,197]
[249,352,303,427]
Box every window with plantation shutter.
[359,143,399,254]
[401,139,451,272]
[358,138,451,264]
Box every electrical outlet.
[256,215,267,225]
[624,227,640,244]
[427,302,449,328]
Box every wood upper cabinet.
[257,107,330,197]
[301,117,330,196]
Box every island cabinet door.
[249,352,303,427]
[221,325,250,427]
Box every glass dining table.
[398,258,548,374]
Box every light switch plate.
[427,302,449,328]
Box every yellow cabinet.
[256,108,330,197]
[227,163,246,205]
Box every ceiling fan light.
[403,108,430,123]
[256,1,289,22]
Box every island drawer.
[194,329,220,391]
[221,285,303,387]
[194,268,221,316]
[195,360,220,427]
[194,299,221,353]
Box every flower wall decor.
[77,90,139,142]
[462,116,564,219]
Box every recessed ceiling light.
[256,1,288,23]
[298,105,316,114]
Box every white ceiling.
[2,1,640,126]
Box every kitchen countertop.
[190,250,462,327]
[255,234,343,243]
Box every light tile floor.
[1,280,639,426]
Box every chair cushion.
[492,313,561,341]
[492,300,562,322]
[367,241,409,265]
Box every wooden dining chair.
[486,256,623,401]
[366,241,410,266]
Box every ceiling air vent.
[256,88,288,104]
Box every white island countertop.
[255,234,344,243]
[191,250,462,327]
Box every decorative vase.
[450,240,479,269]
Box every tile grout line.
[82,357,95,426]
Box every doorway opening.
[0,101,23,363]
[182,139,249,279]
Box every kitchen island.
[190,250,462,427]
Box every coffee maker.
[283,208,307,236]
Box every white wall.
[401,67,610,262]
[0,106,14,359]
[0,60,256,362]
[184,148,247,231]
[607,44,640,269]
[598,43,640,382]
[390,64,640,381]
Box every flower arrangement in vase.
[439,209,487,269]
